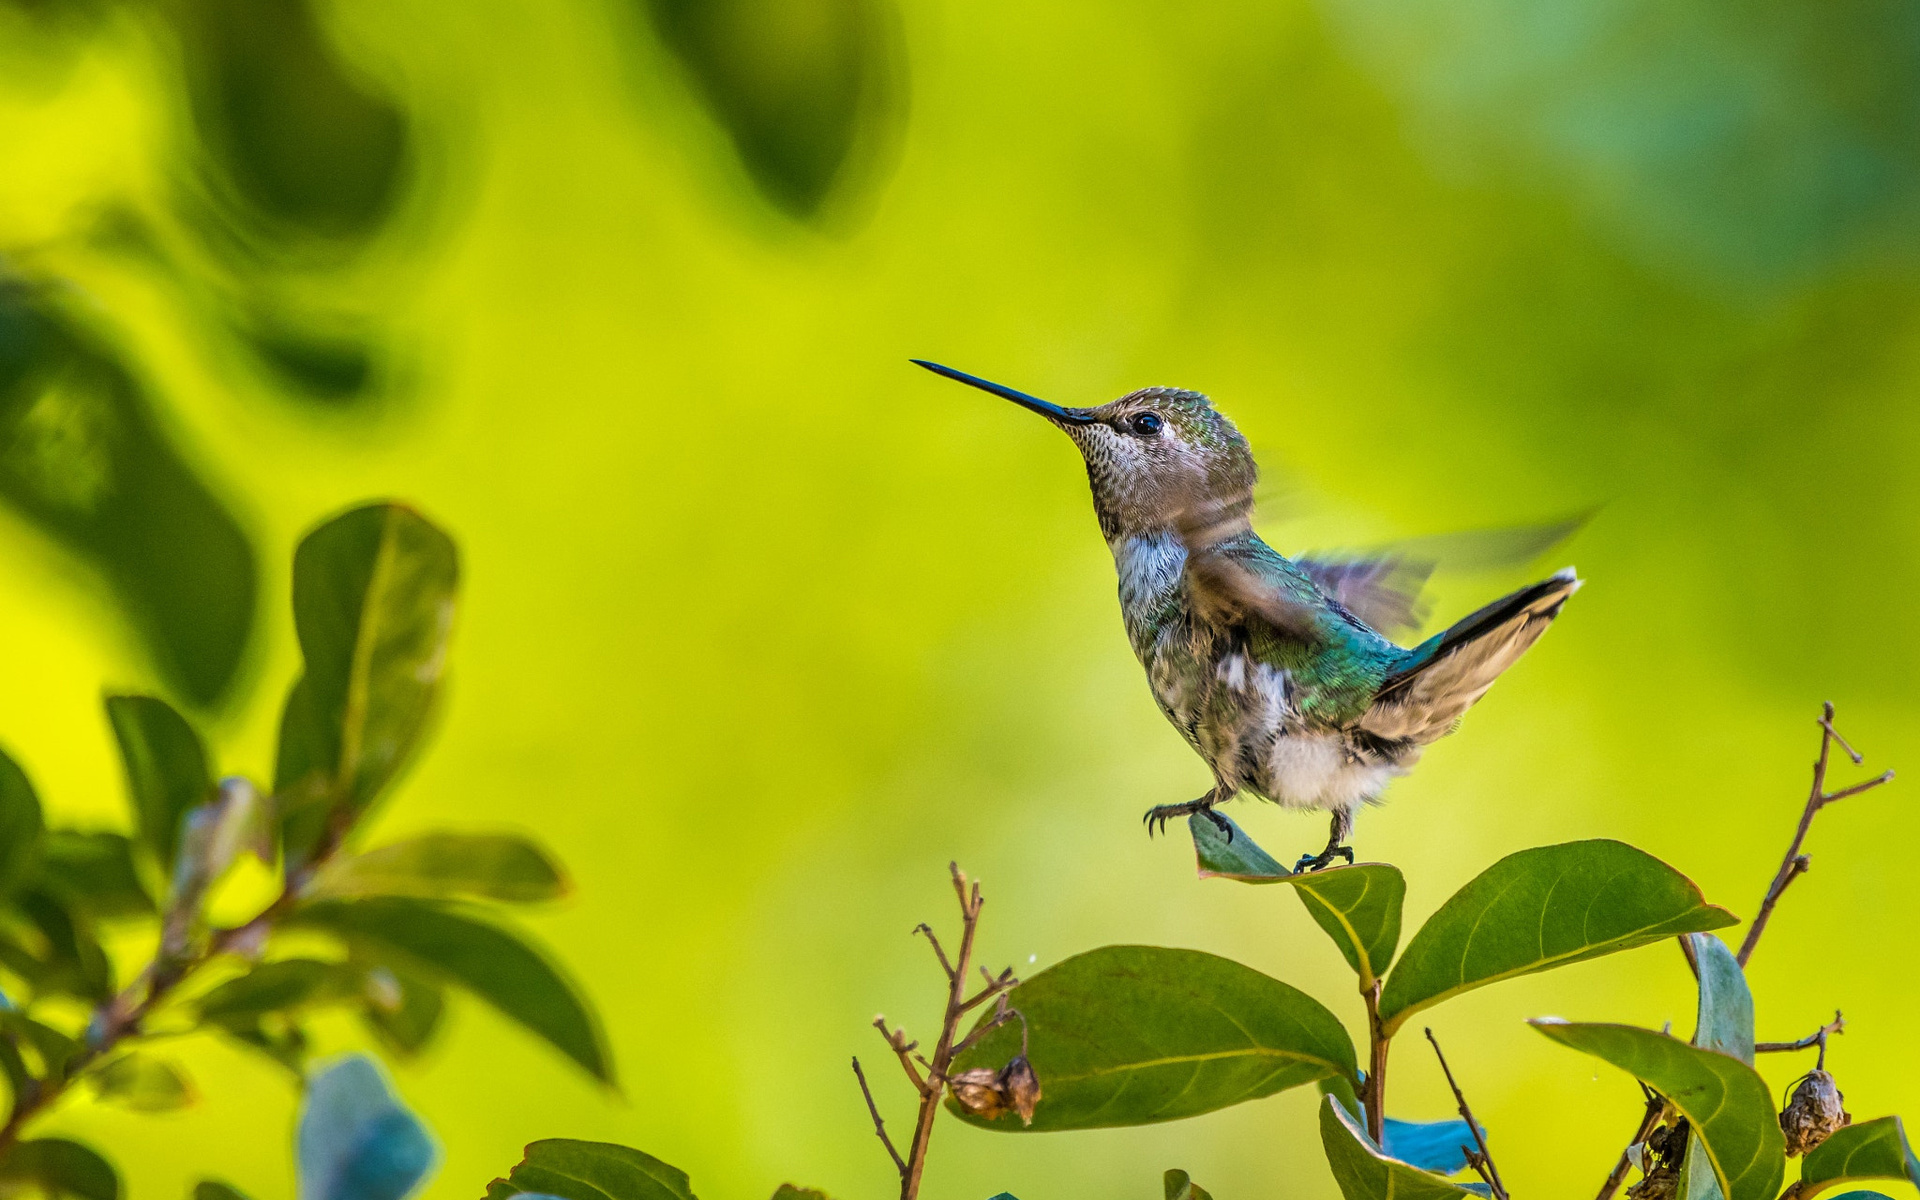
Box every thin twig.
[859,863,1018,1200]
[1424,1028,1507,1200]
[1596,1090,1667,1200]
[872,1017,928,1092]
[1737,704,1895,968]
[852,1057,908,1178]
[949,995,1017,1060]
[914,924,957,982]
[1757,1011,1845,1057]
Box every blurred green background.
[1,0,1917,1195]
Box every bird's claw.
[1142,804,1232,841]
[1292,844,1356,873]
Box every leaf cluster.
[0,503,609,1197]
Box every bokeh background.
[2,0,1918,1195]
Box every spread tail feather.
[1360,568,1581,745]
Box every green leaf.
[769,1188,830,1200]
[1379,840,1736,1035]
[292,898,611,1084]
[0,1138,119,1200]
[1797,1117,1920,1199]
[196,959,355,1026]
[0,749,44,898]
[1531,1021,1783,1200]
[1165,1169,1215,1200]
[89,1053,194,1111]
[193,1183,252,1200]
[1,1011,83,1082]
[484,1139,697,1200]
[1190,814,1404,988]
[307,833,567,903]
[223,1022,311,1078]
[1681,1129,1724,1200]
[104,695,212,869]
[948,945,1357,1131]
[354,959,446,1057]
[1688,933,1753,1065]
[276,503,459,871]
[1318,1095,1480,1199]
[38,831,155,920]
[1190,812,1292,880]
[15,889,113,1002]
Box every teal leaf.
[38,832,155,920]
[1379,840,1736,1036]
[483,1139,697,1200]
[1688,934,1754,1065]
[89,1053,195,1111]
[0,1139,119,1200]
[307,833,567,903]
[1164,1169,1214,1199]
[292,898,612,1084]
[276,503,458,871]
[948,945,1357,1131]
[1384,1118,1485,1176]
[1797,1117,1920,1199]
[1531,1021,1783,1200]
[298,1055,435,1200]
[0,749,44,898]
[1190,814,1404,988]
[1319,1096,1481,1199]
[104,695,211,868]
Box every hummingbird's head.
[913,360,1256,541]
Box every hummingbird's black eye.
[1129,412,1163,436]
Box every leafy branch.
[0,502,610,1197]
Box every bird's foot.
[1143,801,1232,841]
[1292,844,1356,873]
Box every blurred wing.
[1292,555,1434,638]
[1183,536,1327,644]
[1294,512,1590,639]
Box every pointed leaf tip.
[1381,839,1735,1035]
[1531,1021,1782,1200]
[1796,1116,1920,1199]
[483,1138,696,1200]
[1189,814,1404,987]
[949,944,1356,1131]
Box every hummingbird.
[915,359,1581,871]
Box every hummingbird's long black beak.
[911,359,1097,425]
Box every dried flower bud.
[946,1067,1009,1120]
[946,1055,1043,1125]
[1781,1070,1850,1157]
[1001,1054,1041,1126]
